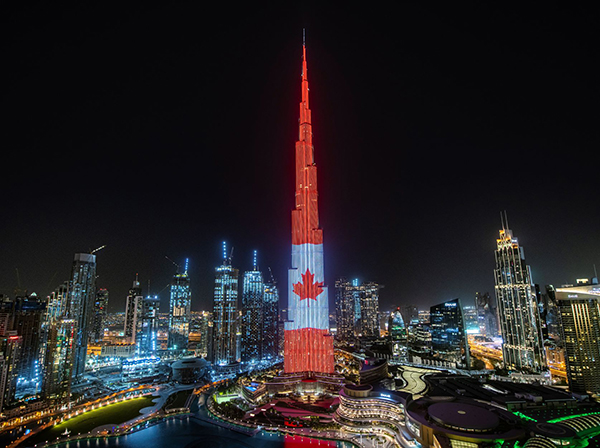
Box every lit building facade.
[389,307,408,361]
[241,251,264,363]
[41,282,73,403]
[335,278,356,342]
[212,243,239,366]
[556,282,600,395]
[262,279,279,361]
[42,318,75,403]
[0,332,22,412]
[91,288,109,343]
[168,262,191,351]
[335,278,382,340]
[284,42,334,374]
[494,215,546,373]
[138,295,160,354]
[357,281,381,338]
[430,298,470,369]
[124,276,142,344]
[475,291,499,337]
[67,252,97,382]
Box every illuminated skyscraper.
[241,251,279,364]
[212,243,240,366]
[334,279,381,340]
[0,332,22,412]
[556,281,600,395]
[241,251,264,363]
[168,260,191,351]
[42,317,75,403]
[138,295,160,354]
[40,282,74,403]
[357,281,381,338]
[475,291,499,337]
[335,278,356,342]
[67,252,97,382]
[430,299,470,369]
[124,276,142,344]
[284,40,334,374]
[262,278,279,361]
[494,213,546,373]
[11,294,46,391]
[91,288,109,343]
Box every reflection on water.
[54,416,350,448]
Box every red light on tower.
[284,35,335,374]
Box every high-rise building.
[461,305,479,334]
[334,279,382,340]
[42,318,75,403]
[556,281,600,395]
[400,304,419,327]
[67,253,97,382]
[189,311,211,358]
[430,299,470,369]
[262,278,279,362]
[212,243,239,366]
[124,276,142,344]
[138,295,160,355]
[284,42,334,374]
[493,214,546,373]
[41,282,76,403]
[357,281,381,338]
[475,292,499,338]
[241,251,264,363]
[335,278,355,342]
[389,307,408,361]
[11,294,46,390]
[91,288,109,343]
[240,252,279,364]
[168,260,191,351]
[0,332,22,412]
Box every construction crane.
[90,245,106,254]
[165,256,180,274]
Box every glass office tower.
[430,298,470,369]
[212,243,239,366]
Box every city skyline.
[2,4,598,312]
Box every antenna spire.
[253,250,258,271]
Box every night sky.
[2,4,598,313]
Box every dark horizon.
[2,4,598,313]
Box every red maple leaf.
[293,269,324,305]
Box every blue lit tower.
[430,298,470,369]
[241,250,264,363]
[11,294,46,392]
[212,242,240,366]
[168,259,191,351]
[138,294,160,355]
[494,213,546,373]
